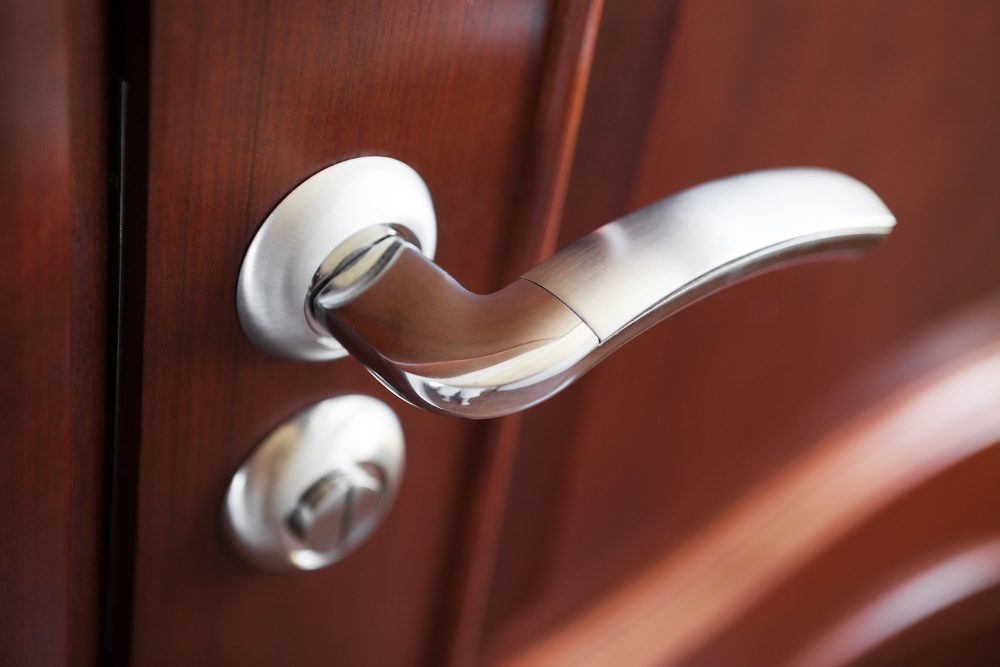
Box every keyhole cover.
[222,395,404,571]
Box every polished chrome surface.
[315,242,599,418]
[313,167,893,418]
[237,159,895,419]
[237,156,437,360]
[524,168,895,342]
[222,395,404,571]
[285,464,384,555]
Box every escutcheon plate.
[222,394,405,571]
[237,156,437,360]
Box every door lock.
[222,395,404,572]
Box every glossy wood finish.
[504,0,605,274]
[126,1,570,665]
[440,1,603,661]
[117,0,1000,665]
[483,0,1000,660]
[0,0,106,664]
[846,581,1000,667]
[494,299,1000,665]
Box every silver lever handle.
[238,158,894,419]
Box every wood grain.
[484,0,1000,658]
[481,0,685,648]
[125,1,566,665]
[439,3,603,662]
[114,0,1000,664]
[502,0,605,275]
[494,298,1000,666]
[0,0,106,664]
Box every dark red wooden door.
[6,0,998,665]
[482,1,1000,664]
[117,1,597,665]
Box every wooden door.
[1,0,106,664]
[113,1,599,664]
[481,1,1000,664]
[6,0,1000,665]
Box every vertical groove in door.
[478,1,685,660]
[435,1,605,665]
[100,0,151,662]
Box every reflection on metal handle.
[239,159,895,419]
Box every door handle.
[238,157,894,419]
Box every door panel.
[484,0,1000,659]
[490,300,1000,665]
[112,0,1000,665]
[0,0,106,663]
[128,1,560,665]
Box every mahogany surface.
[492,304,1000,665]
[127,1,561,665]
[484,0,1000,659]
[6,0,1000,663]
[13,0,991,664]
[0,0,106,664]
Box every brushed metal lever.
[238,157,894,419]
